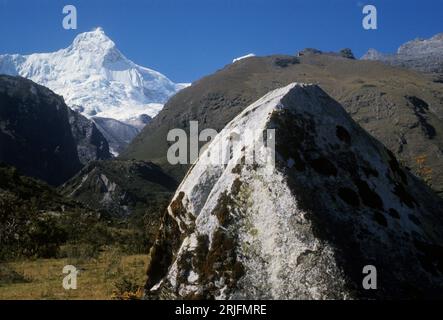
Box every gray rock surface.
[362,33,443,79]
[92,117,141,155]
[67,108,112,165]
[145,84,443,300]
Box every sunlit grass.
[0,247,148,300]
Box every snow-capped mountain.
[145,83,443,299]
[0,27,189,153]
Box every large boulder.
[145,84,443,299]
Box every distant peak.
[361,48,385,60]
[92,26,105,33]
[69,27,116,52]
[430,32,443,41]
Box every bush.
[339,48,355,59]
[58,243,101,262]
[111,275,143,300]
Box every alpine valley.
[1,26,443,300]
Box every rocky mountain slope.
[92,117,142,155]
[0,75,110,185]
[362,33,443,81]
[145,84,443,299]
[0,75,81,185]
[122,52,443,195]
[67,108,111,164]
[0,28,189,153]
[60,159,177,217]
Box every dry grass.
[0,247,148,300]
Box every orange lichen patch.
[111,287,144,300]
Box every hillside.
[122,53,443,195]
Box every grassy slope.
[0,164,153,299]
[0,248,148,300]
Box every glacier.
[0,27,189,152]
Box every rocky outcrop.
[362,33,443,79]
[145,84,443,299]
[0,75,82,185]
[60,159,177,217]
[297,48,355,59]
[67,108,112,165]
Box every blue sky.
[0,0,442,82]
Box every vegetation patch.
[274,57,300,68]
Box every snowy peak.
[0,28,189,132]
[69,27,116,53]
[145,83,443,299]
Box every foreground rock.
[145,84,443,299]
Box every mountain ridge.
[361,32,443,80]
[122,53,443,195]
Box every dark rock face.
[297,48,355,59]
[122,53,443,195]
[0,75,81,185]
[339,48,355,60]
[67,108,112,165]
[60,159,177,217]
[145,84,443,300]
